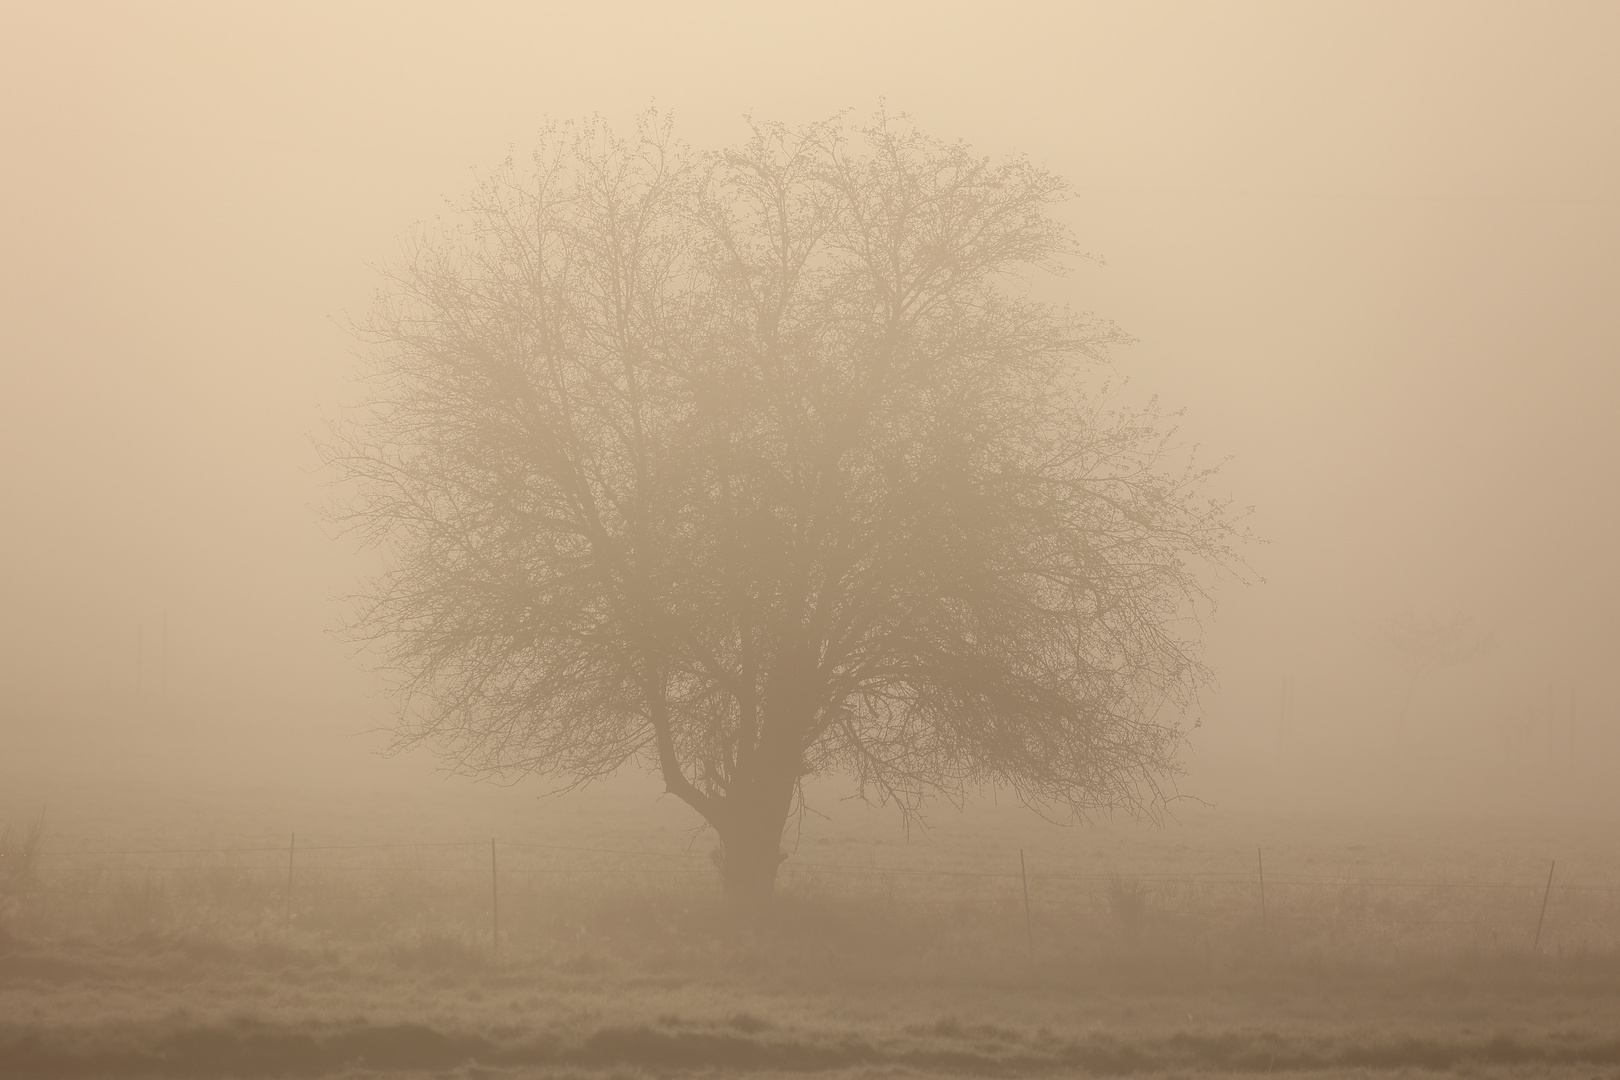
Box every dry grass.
[9,841,1616,965]
[3,907,1619,1078]
[2,785,1619,1076]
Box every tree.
[325,111,1245,908]
[1373,610,1497,728]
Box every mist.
[1,5,1618,1074]
[3,2,1613,819]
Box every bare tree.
[1374,610,1497,727]
[325,111,1246,907]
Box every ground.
[1,770,1617,1077]
[5,925,1619,1078]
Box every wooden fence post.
[1019,849,1033,959]
[284,832,295,929]
[1257,847,1267,933]
[1533,859,1555,953]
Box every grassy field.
[2,770,1618,1078]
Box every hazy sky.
[2,1,1615,812]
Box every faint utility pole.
[1547,683,1556,753]
[1568,686,1577,772]
[1277,677,1293,753]
[161,609,169,699]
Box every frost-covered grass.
[2,776,1618,1076]
[3,910,1620,1078]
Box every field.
[3,768,1619,1079]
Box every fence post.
[491,838,500,964]
[284,832,295,929]
[1257,847,1267,933]
[1533,859,1556,953]
[1019,849,1033,959]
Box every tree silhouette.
[1374,610,1497,727]
[325,111,1246,906]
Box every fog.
[2,0,1616,829]
[5,8,1620,1077]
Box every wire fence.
[4,835,1618,957]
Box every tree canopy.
[326,111,1245,904]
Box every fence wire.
[4,835,1616,954]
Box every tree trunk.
[715,767,798,913]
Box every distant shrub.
[1106,875,1152,939]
